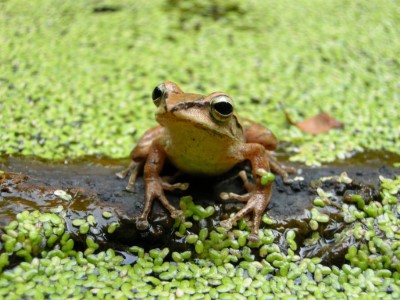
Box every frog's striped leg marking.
[220,144,272,243]
[136,141,188,231]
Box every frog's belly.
[164,136,241,176]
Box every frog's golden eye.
[152,84,166,107]
[210,95,234,122]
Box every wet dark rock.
[0,153,399,265]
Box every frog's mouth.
[156,109,243,141]
[156,111,219,134]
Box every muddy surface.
[0,152,399,264]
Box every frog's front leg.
[136,141,189,230]
[220,144,272,243]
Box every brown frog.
[117,82,295,242]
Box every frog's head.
[151,81,243,140]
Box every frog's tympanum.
[117,82,295,242]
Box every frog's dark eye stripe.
[210,95,234,122]
[152,84,165,107]
[170,100,206,113]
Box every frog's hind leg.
[237,170,255,192]
[116,161,144,192]
[220,170,254,201]
[116,161,135,179]
[161,171,185,188]
[265,152,296,184]
[126,162,144,192]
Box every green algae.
[1,175,399,298]
[0,0,399,165]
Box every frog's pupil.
[152,86,163,101]
[214,101,233,116]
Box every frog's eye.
[152,84,166,107]
[210,95,234,122]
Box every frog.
[117,81,295,242]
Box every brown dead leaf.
[285,111,344,135]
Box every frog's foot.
[159,171,189,192]
[161,171,184,184]
[279,165,297,184]
[266,152,296,184]
[136,209,185,231]
[284,165,297,174]
[116,161,143,192]
[219,190,269,243]
[136,217,150,231]
[237,170,256,192]
[170,209,185,220]
[137,206,184,231]
[136,178,187,231]
[220,191,250,202]
[116,161,135,179]
[161,179,189,191]
[156,180,187,219]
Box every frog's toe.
[171,209,184,221]
[282,177,294,185]
[161,181,189,191]
[116,161,139,179]
[136,218,150,230]
[125,184,136,193]
[220,219,233,230]
[179,182,189,190]
[219,192,250,202]
[248,233,260,243]
[285,166,297,174]
[116,170,128,179]
[220,192,230,200]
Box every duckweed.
[179,196,215,220]
[311,208,330,223]
[102,211,113,219]
[1,0,400,165]
[107,222,120,234]
[53,190,73,202]
[2,174,398,298]
[79,222,90,234]
[257,169,276,186]
[72,219,86,227]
